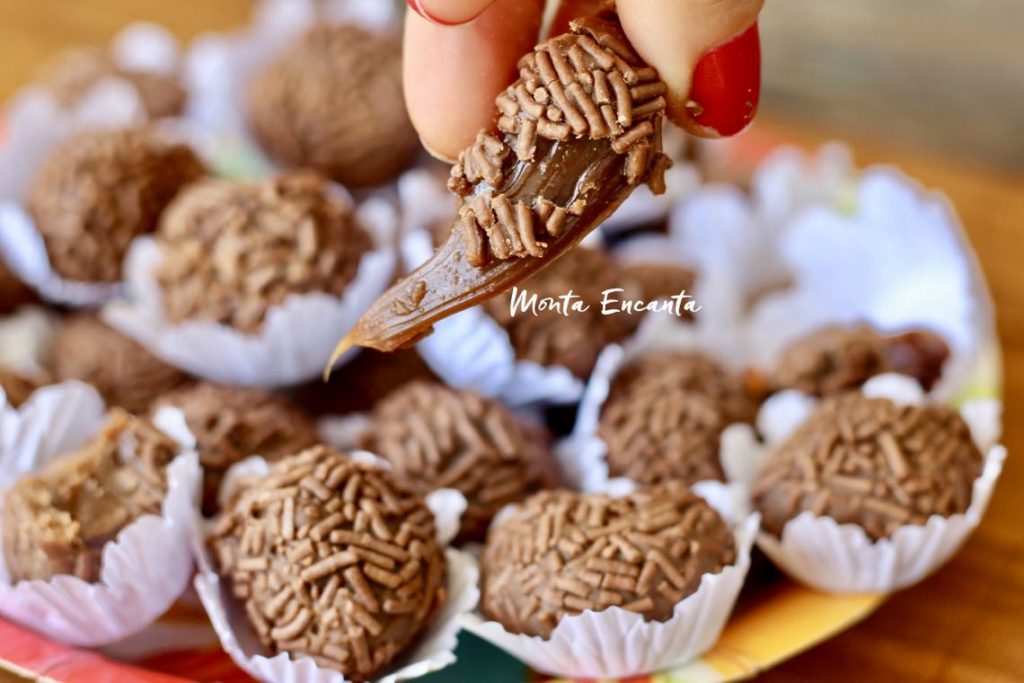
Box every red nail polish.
[687,22,761,137]
[406,0,489,26]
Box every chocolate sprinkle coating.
[39,46,187,120]
[598,351,758,485]
[152,382,319,515]
[483,247,642,379]
[752,393,983,541]
[363,382,555,542]
[52,314,189,414]
[774,324,950,396]
[27,127,205,283]
[248,24,420,189]
[155,172,372,333]
[211,447,447,681]
[2,410,178,582]
[448,16,670,268]
[480,483,736,638]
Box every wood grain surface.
[0,1,1021,682]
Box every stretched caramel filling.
[331,14,669,363]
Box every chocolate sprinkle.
[211,447,447,682]
[480,482,736,637]
[752,393,983,540]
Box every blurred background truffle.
[247,24,420,188]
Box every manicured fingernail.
[685,22,761,137]
[407,0,491,26]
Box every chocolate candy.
[482,247,642,379]
[39,46,187,119]
[155,172,371,333]
[211,447,446,681]
[27,128,204,283]
[0,257,35,314]
[773,324,949,396]
[153,382,319,515]
[0,366,46,407]
[337,14,669,356]
[598,351,758,485]
[363,382,554,541]
[2,411,178,582]
[752,393,983,540]
[480,483,736,637]
[248,24,419,189]
[52,314,189,413]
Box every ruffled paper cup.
[741,165,995,403]
[460,481,758,679]
[740,374,1005,594]
[395,171,584,406]
[190,452,479,683]
[103,196,397,387]
[0,405,201,646]
[184,0,399,178]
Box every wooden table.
[1,2,1021,681]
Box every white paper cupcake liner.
[396,173,584,406]
[192,454,479,683]
[184,0,399,179]
[103,196,398,387]
[742,374,1006,593]
[0,406,201,646]
[460,482,758,679]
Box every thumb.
[407,0,498,26]
[617,0,763,137]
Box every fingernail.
[685,22,761,137]
[407,0,490,26]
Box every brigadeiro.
[1,410,178,582]
[752,392,983,541]
[597,351,759,486]
[483,247,643,380]
[51,313,189,413]
[209,446,447,682]
[38,46,186,119]
[152,382,319,514]
[155,172,372,333]
[247,24,419,188]
[26,127,204,284]
[480,482,736,637]
[772,323,950,396]
[362,381,555,541]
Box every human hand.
[404,0,763,161]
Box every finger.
[618,0,763,137]
[403,0,545,161]
[407,0,497,26]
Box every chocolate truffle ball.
[247,24,420,188]
[773,324,950,396]
[620,261,697,308]
[480,482,736,637]
[597,351,758,485]
[155,172,372,333]
[153,382,319,514]
[2,410,178,582]
[210,446,447,681]
[363,381,554,541]
[52,314,189,413]
[39,46,187,119]
[752,393,984,540]
[27,127,204,283]
[483,248,643,379]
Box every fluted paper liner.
[0,405,201,646]
[396,170,584,406]
[748,374,1006,593]
[192,453,480,683]
[460,483,758,679]
[104,196,397,386]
